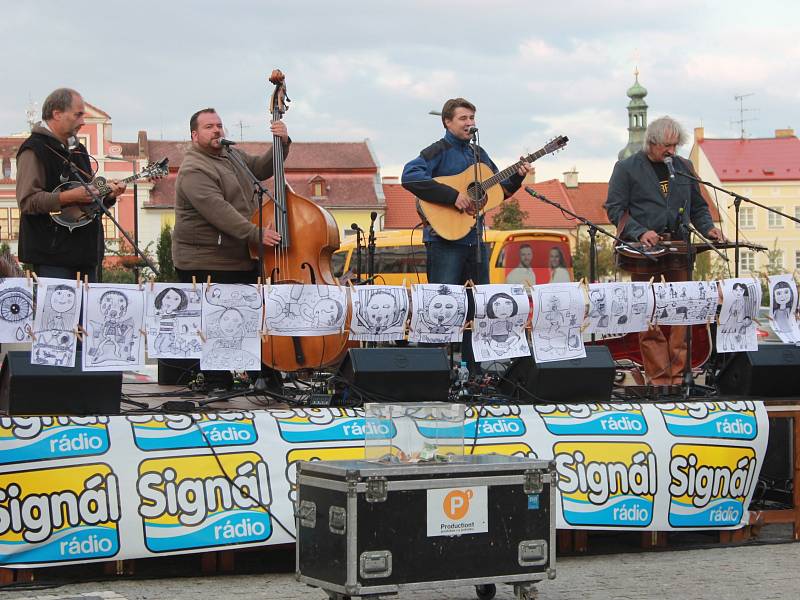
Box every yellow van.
[331,228,573,286]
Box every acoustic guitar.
[415,136,568,240]
[51,158,169,231]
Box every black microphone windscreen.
[370,211,378,221]
[351,223,359,230]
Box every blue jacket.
[402,130,522,244]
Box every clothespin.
[463,320,473,331]
[197,329,207,343]
[206,275,212,287]
[25,270,32,288]
[464,279,475,288]
[139,328,147,341]
[648,275,655,286]
[76,272,81,287]
[402,277,407,289]
[73,326,84,342]
[149,277,155,292]
[83,274,89,290]
[24,323,36,341]
[30,271,38,285]
[191,276,197,293]
[660,274,666,284]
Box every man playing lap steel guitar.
[16,88,126,282]
[402,97,532,374]
[604,116,723,386]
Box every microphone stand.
[675,169,789,277]
[368,213,377,283]
[64,162,159,278]
[223,146,276,393]
[469,131,484,270]
[353,227,363,283]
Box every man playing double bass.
[171,108,288,389]
[604,116,723,386]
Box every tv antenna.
[731,93,757,139]
[235,119,251,141]
[25,95,38,131]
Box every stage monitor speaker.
[499,345,615,403]
[157,358,199,386]
[0,351,122,415]
[339,347,450,403]
[717,344,800,397]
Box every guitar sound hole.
[466,182,486,208]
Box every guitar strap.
[616,210,631,239]
[42,142,94,182]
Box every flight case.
[296,454,555,599]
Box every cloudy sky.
[2,1,798,182]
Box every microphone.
[218,138,237,146]
[350,222,362,232]
[524,186,539,198]
[370,211,378,223]
[664,156,676,179]
[468,126,479,136]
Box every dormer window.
[310,175,327,198]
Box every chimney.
[694,127,704,143]
[563,168,578,188]
[523,167,535,184]
[137,130,148,159]
[775,128,795,138]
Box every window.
[102,208,118,240]
[310,176,327,198]
[795,206,800,228]
[768,208,783,228]
[740,207,755,229]
[0,208,8,240]
[740,250,755,273]
[768,250,784,271]
[10,208,19,239]
[795,249,800,269]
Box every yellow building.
[690,127,800,276]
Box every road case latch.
[518,539,548,566]
[296,500,316,529]
[329,505,347,535]
[365,476,388,503]
[524,469,543,494]
[359,550,392,579]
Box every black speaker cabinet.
[718,344,800,397]
[339,347,450,403]
[500,345,615,403]
[0,351,122,415]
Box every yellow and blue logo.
[0,463,120,565]
[286,446,366,503]
[536,403,647,436]
[273,408,396,443]
[0,416,110,464]
[443,406,527,440]
[128,412,257,451]
[668,444,757,528]
[657,401,758,440]
[138,452,272,553]
[555,442,656,527]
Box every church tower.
[618,68,648,160]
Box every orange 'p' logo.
[443,489,473,520]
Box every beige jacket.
[172,141,289,271]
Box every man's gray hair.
[644,116,688,150]
[41,88,80,121]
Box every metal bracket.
[524,470,543,494]
[359,550,392,579]
[297,500,316,529]
[365,476,388,503]
[329,505,346,535]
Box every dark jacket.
[604,150,715,242]
[15,125,101,267]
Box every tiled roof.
[383,182,423,229]
[146,173,380,209]
[700,136,800,181]
[0,137,23,159]
[489,179,579,229]
[145,141,378,171]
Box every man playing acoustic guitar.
[402,97,531,373]
[16,88,126,282]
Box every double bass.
[249,70,350,371]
